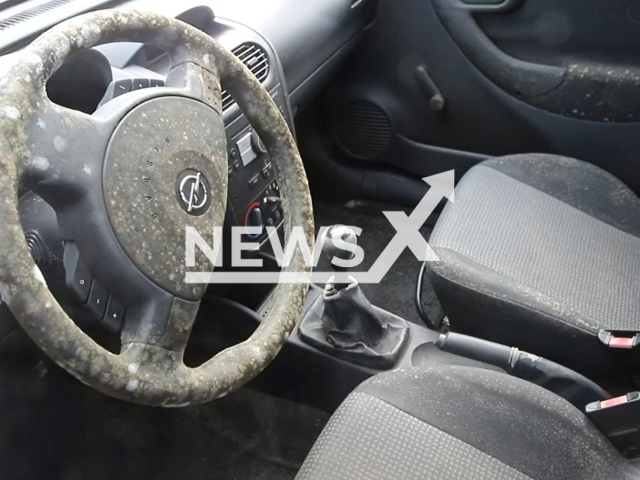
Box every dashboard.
[0,0,377,334]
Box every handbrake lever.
[436,332,610,408]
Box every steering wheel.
[0,10,314,406]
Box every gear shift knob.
[322,225,357,272]
[322,225,358,290]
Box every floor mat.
[0,360,330,480]
[313,202,441,326]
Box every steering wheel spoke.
[18,99,111,204]
[121,294,200,355]
[165,61,223,114]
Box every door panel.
[444,0,640,122]
[320,0,640,192]
[432,0,567,100]
[478,0,640,69]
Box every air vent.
[221,43,270,112]
[334,101,393,161]
[0,0,76,31]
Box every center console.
[224,85,288,243]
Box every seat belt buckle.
[598,330,640,368]
[598,330,640,349]
[586,392,640,459]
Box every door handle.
[415,66,446,112]
[431,0,566,99]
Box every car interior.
[0,0,640,478]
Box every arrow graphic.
[358,170,454,284]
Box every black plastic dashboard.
[1,0,378,111]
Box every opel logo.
[176,169,212,216]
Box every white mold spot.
[202,54,212,65]
[32,156,49,170]
[37,118,46,130]
[125,379,139,392]
[127,363,139,374]
[33,266,47,286]
[82,165,92,175]
[53,136,67,152]
[45,301,52,309]
[3,107,20,120]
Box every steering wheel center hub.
[103,96,228,299]
[176,168,212,216]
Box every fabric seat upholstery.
[296,366,638,480]
[427,154,640,384]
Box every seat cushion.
[427,154,640,384]
[296,366,638,480]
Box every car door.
[320,0,640,192]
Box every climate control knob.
[244,202,264,238]
[264,196,282,213]
[248,206,264,228]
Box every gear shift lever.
[322,225,358,290]
[298,224,410,369]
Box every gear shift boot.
[299,224,410,368]
[299,277,410,369]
